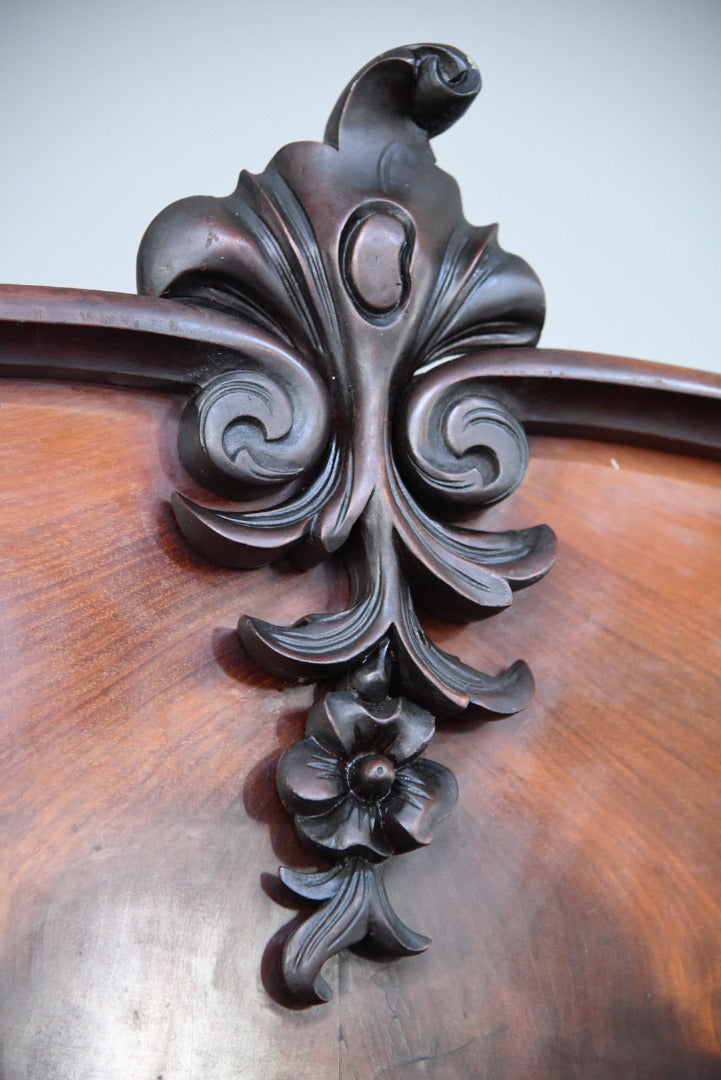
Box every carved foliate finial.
[139,44,555,1002]
[139,42,552,715]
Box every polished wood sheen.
[0,374,719,1076]
[1,36,720,1077]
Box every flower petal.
[379,697,435,763]
[276,736,345,815]
[307,691,376,755]
[296,795,393,859]
[383,759,458,851]
[306,691,435,765]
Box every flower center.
[348,753,396,801]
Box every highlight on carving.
[277,645,457,1002]
[138,43,556,1002]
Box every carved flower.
[277,689,457,860]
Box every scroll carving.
[138,43,556,1002]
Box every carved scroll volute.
[138,44,556,1002]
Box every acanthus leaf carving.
[138,43,556,1002]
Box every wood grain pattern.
[0,379,719,1077]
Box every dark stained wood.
[131,44,558,996]
[127,41,720,1002]
[0,379,719,1076]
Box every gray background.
[2,0,719,371]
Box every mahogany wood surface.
[1,376,719,1078]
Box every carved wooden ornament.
[137,43,556,1004]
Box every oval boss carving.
[340,201,415,319]
[138,43,556,1003]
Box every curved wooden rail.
[1,285,719,457]
[0,370,719,1076]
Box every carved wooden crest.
[137,43,556,1003]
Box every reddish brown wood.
[0,379,719,1076]
[2,277,719,1023]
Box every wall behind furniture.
[2,0,719,372]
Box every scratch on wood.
[371,1037,477,1079]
